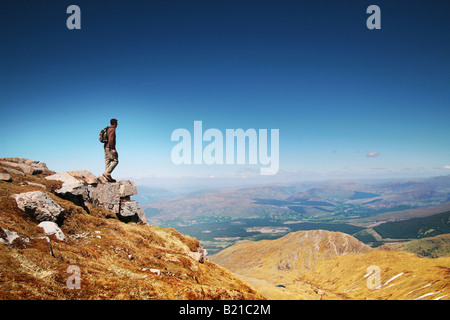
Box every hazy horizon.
[130,172,450,196]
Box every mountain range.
[140,175,450,254]
[142,175,450,222]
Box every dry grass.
[211,230,450,300]
[301,248,450,300]
[0,168,264,300]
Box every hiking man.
[103,118,119,182]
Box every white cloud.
[367,151,380,157]
[443,165,450,170]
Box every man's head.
[110,118,118,127]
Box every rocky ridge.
[0,158,263,299]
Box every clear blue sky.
[1,0,450,185]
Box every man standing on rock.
[103,118,119,183]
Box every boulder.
[0,228,30,245]
[116,201,147,224]
[12,191,65,223]
[0,173,12,182]
[88,180,137,213]
[38,221,66,241]
[119,200,139,217]
[45,172,90,208]
[46,172,85,194]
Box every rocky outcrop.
[0,158,50,175]
[11,191,65,223]
[1,158,146,225]
[45,170,146,225]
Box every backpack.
[99,126,110,143]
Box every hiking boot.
[102,173,116,183]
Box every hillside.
[0,158,263,300]
[373,210,450,239]
[391,234,450,258]
[211,230,450,300]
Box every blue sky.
[1,0,450,186]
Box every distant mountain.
[142,184,303,221]
[211,230,450,300]
[143,175,450,223]
[211,230,370,276]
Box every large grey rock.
[89,180,137,213]
[119,200,139,217]
[12,191,65,222]
[117,201,147,224]
[45,172,90,207]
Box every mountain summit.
[0,158,262,299]
[212,230,370,276]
